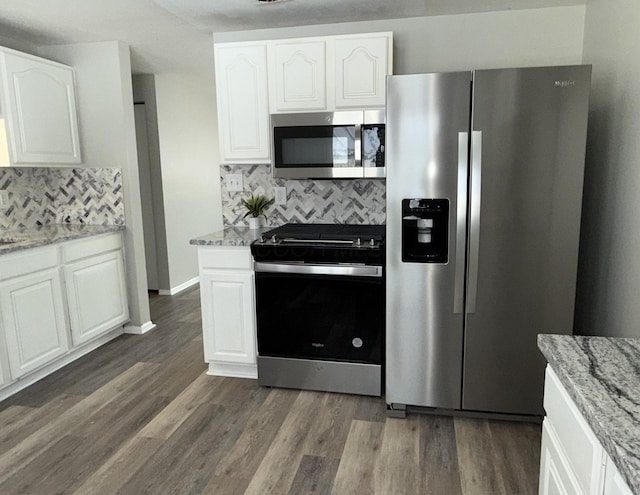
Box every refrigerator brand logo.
[555,80,576,88]
[311,342,324,348]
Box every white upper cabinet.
[214,43,271,164]
[334,33,392,109]
[267,32,392,114]
[0,48,81,165]
[269,40,327,112]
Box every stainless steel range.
[250,223,385,396]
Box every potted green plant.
[242,194,274,229]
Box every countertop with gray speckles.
[189,226,271,247]
[538,334,640,493]
[0,224,125,255]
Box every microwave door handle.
[355,123,362,169]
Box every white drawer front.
[62,232,123,262]
[0,245,58,279]
[198,246,252,271]
[544,366,605,495]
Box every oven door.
[254,262,383,365]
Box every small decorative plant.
[242,194,274,223]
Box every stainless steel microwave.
[271,110,385,179]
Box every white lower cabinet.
[197,246,257,379]
[64,249,128,346]
[0,266,69,379]
[0,232,129,396]
[539,366,633,495]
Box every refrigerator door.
[386,72,471,409]
[462,66,591,415]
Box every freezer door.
[386,72,471,409]
[462,65,591,415]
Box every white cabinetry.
[197,246,257,379]
[0,232,129,399]
[0,48,81,165]
[0,246,69,379]
[63,234,129,346]
[269,39,327,112]
[334,33,392,109]
[214,43,270,164]
[539,366,634,495]
[268,32,393,114]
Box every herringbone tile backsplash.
[0,167,125,230]
[221,164,386,226]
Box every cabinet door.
[603,456,633,495]
[269,40,327,112]
[200,270,256,365]
[0,268,69,379]
[214,43,270,163]
[64,250,129,346]
[0,51,81,164]
[539,420,583,495]
[334,34,392,108]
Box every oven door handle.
[254,262,383,278]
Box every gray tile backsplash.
[0,167,125,230]
[221,164,386,226]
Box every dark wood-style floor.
[0,286,541,494]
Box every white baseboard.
[124,321,156,335]
[206,361,258,380]
[158,276,199,296]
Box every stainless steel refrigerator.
[385,66,591,417]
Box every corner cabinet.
[539,366,634,495]
[214,43,271,164]
[0,48,81,165]
[197,246,257,379]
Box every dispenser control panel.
[401,198,449,263]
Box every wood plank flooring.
[0,286,542,494]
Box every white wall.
[39,41,154,333]
[574,1,640,338]
[215,6,586,73]
[154,74,222,292]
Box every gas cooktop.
[250,223,386,264]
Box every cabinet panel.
[539,420,583,495]
[334,34,391,108]
[603,456,633,495]
[200,270,256,365]
[64,250,129,346]
[270,40,326,112]
[0,268,69,378]
[214,43,270,163]
[0,50,81,164]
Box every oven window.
[274,125,356,168]
[255,272,383,364]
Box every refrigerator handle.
[454,132,468,314]
[467,131,482,314]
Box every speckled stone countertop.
[190,226,271,247]
[0,224,125,255]
[538,335,640,493]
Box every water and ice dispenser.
[401,199,449,263]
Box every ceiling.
[0,0,586,81]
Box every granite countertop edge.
[190,226,271,247]
[0,224,126,255]
[538,334,640,493]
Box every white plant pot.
[248,217,262,229]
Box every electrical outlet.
[274,187,287,205]
[0,190,8,210]
[226,174,243,192]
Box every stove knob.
[259,235,265,243]
[355,238,362,246]
[271,235,277,244]
[369,238,376,247]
